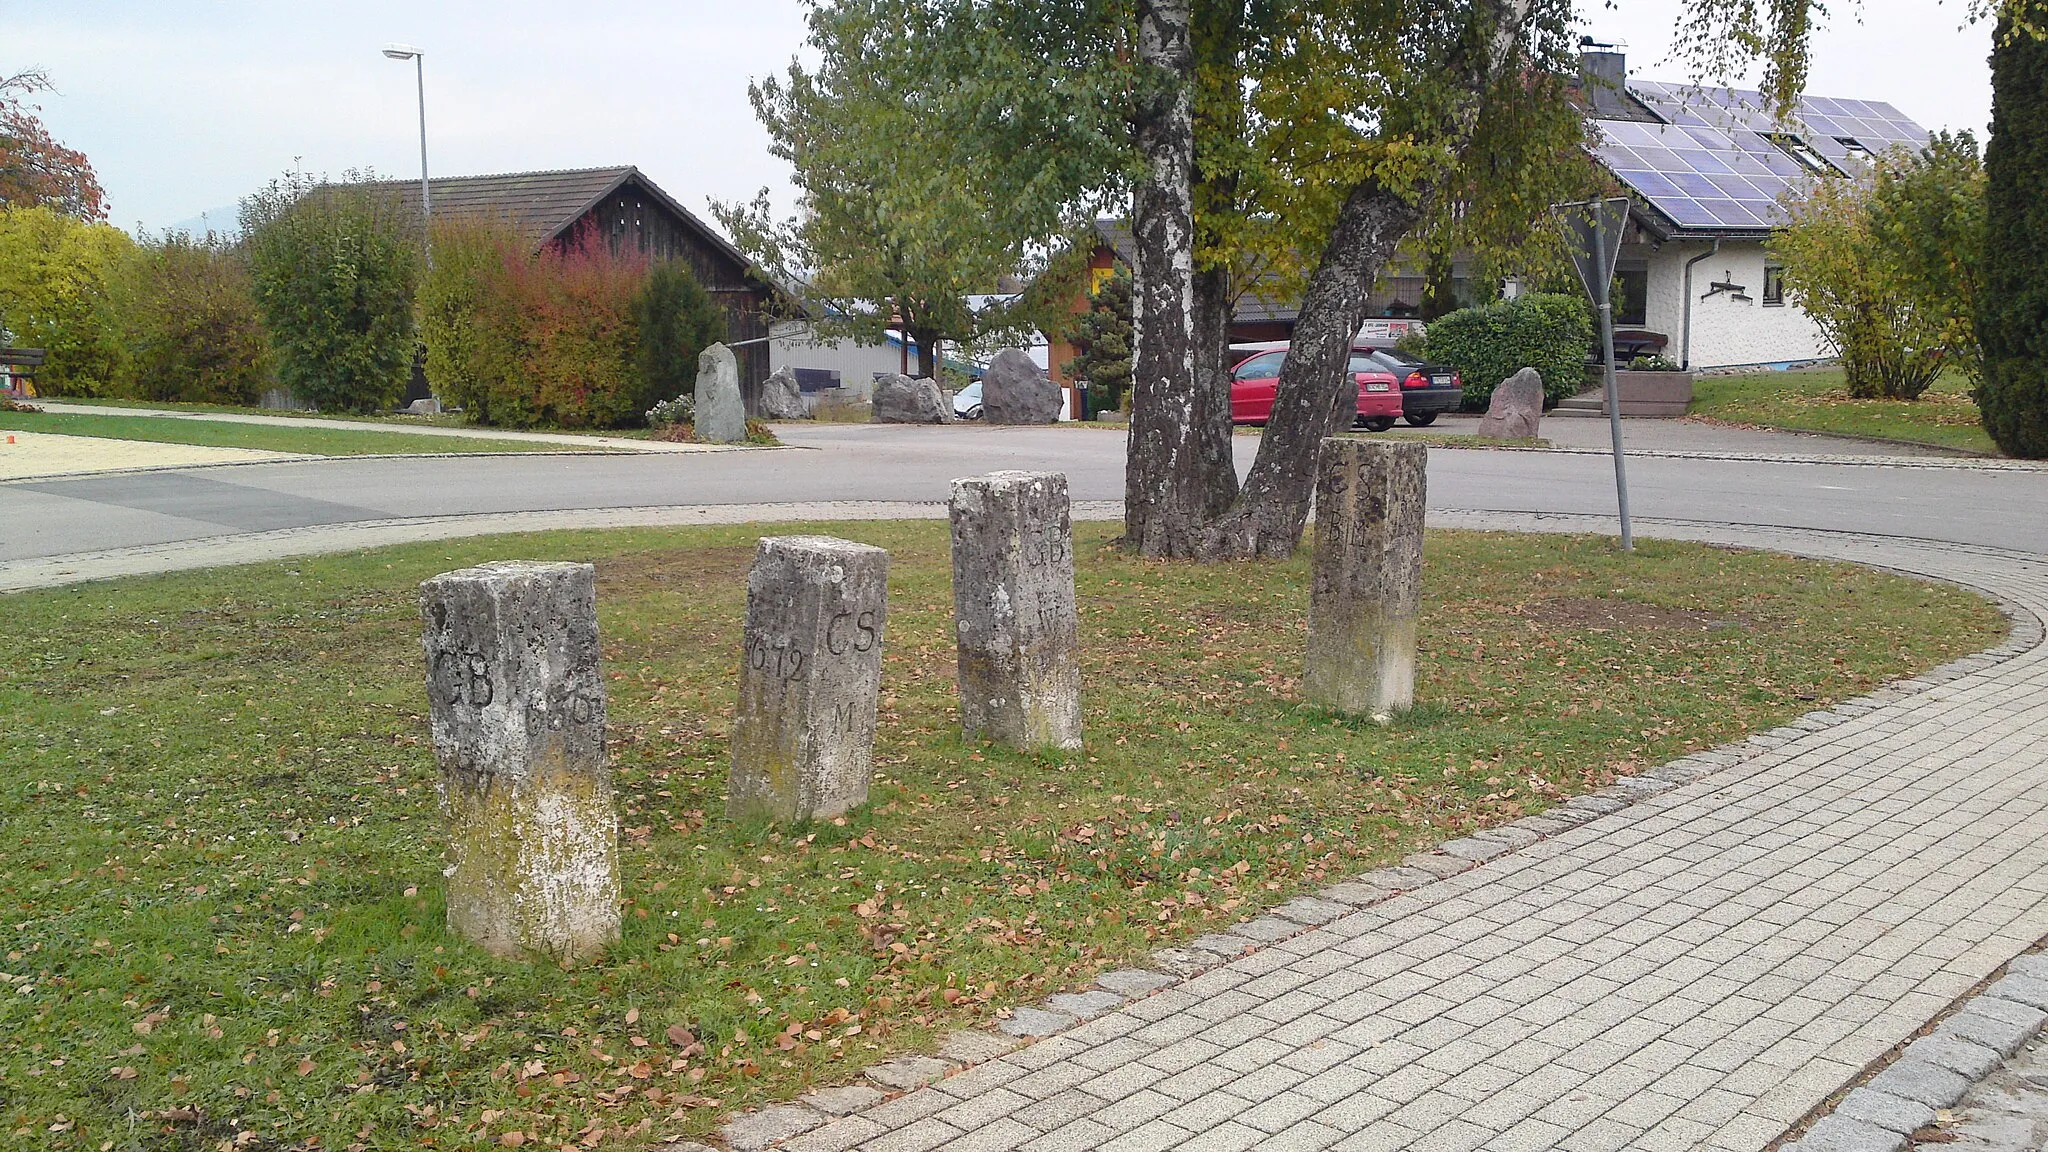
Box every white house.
[1581,49,1930,369]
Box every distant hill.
[149,204,242,241]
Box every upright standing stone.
[1475,367,1544,439]
[418,562,620,964]
[1305,438,1426,721]
[729,537,890,822]
[950,471,1082,750]
[982,349,1062,424]
[697,343,746,443]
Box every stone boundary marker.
[728,536,890,823]
[1782,954,2048,1152]
[697,343,747,444]
[1305,436,1426,721]
[949,471,1082,751]
[418,561,621,965]
[693,588,2044,1152]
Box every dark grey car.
[1364,348,1463,426]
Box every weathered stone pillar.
[950,471,1083,750]
[1305,438,1426,721]
[418,561,620,964]
[729,537,890,822]
[697,343,746,443]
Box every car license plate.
[1366,381,1390,392]
[1432,375,1452,386]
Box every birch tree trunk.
[1195,183,1422,559]
[1122,0,1208,556]
[1192,263,1240,518]
[1194,0,1538,560]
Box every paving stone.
[1903,1034,2002,1079]
[1148,948,1215,977]
[1045,991,1126,1020]
[778,1115,884,1147]
[866,1055,954,1091]
[1317,881,1393,905]
[1360,866,1441,891]
[1472,824,1540,848]
[801,1084,886,1117]
[1188,934,1257,958]
[1865,1060,1972,1108]
[1940,1008,2040,1058]
[1273,897,1354,925]
[1795,1115,1905,1152]
[1096,970,1180,998]
[1231,917,1301,943]
[1989,974,2048,1012]
[939,1030,1024,1064]
[1402,853,1470,879]
[1970,995,2048,1030]
[1833,1087,1935,1134]
[1437,837,1513,863]
[722,1103,827,1150]
[999,1007,1079,1038]
[2006,953,2048,980]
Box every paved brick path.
[750,518,2048,1152]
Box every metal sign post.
[1555,197,1634,551]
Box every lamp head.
[382,44,421,60]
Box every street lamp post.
[382,44,431,268]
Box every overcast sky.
[9,0,1996,237]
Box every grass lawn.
[0,411,611,457]
[0,522,2003,1150]
[1689,368,1997,455]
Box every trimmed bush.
[1978,13,2048,457]
[1420,292,1593,408]
[524,227,646,429]
[633,258,726,412]
[241,172,420,414]
[110,231,270,404]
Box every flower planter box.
[1608,370,1693,417]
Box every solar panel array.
[1591,80,1930,232]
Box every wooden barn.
[369,166,778,404]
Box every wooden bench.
[1,348,46,398]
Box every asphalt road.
[5,422,2046,563]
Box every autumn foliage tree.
[0,69,105,221]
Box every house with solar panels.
[1578,46,1931,370]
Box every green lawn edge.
[1688,368,1999,455]
[0,410,618,457]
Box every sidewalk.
[38,400,731,453]
[691,516,2048,1152]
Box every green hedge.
[1420,292,1593,408]
[1978,13,2048,457]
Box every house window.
[1763,265,1785,306]
[1614,266,1649,327]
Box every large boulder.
[982,349,1061,424]
[1475,367,1543,439]
[871,374,952,424]
[696,343,747,442]
[760,365,808,420]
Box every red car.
[1228,347,1405,431]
